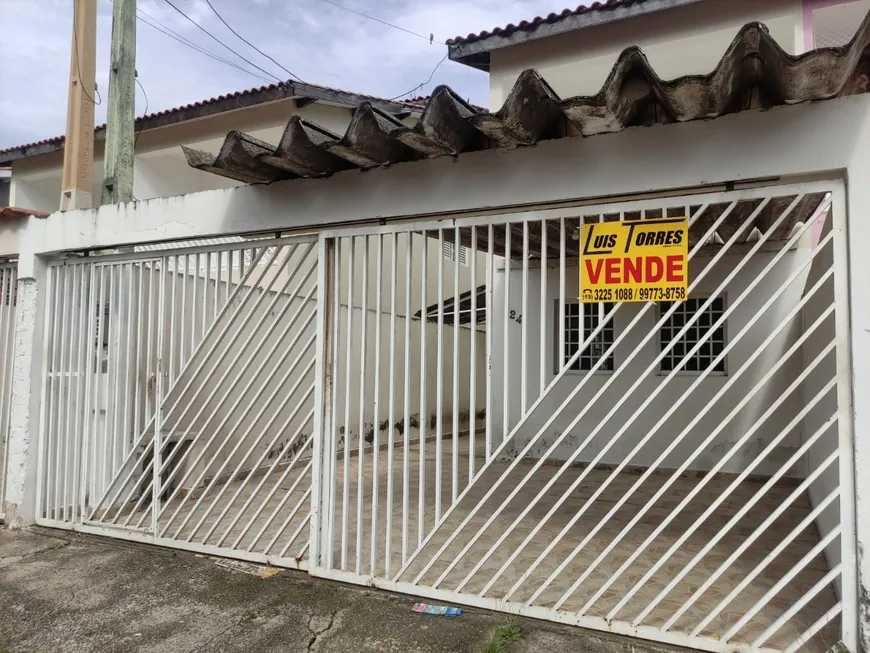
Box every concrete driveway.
[0,528,686,653]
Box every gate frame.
[20,178,861,651]
[307,177,859,653]
[0,261,18,522]
[31,234,322,571]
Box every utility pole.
[102,0,137,205]
[60,0,97,211]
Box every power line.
[135,10,274,83]
[203,0,303,82]
[134,76,149,149]
[317,0,441,44]
[103,0,275,84]
[389,53,448,101]
[313,0,449,100]
[160,0,286,84]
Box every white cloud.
[0,0,562,149]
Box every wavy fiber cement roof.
[183,15,870,186]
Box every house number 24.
[509,310,522,324]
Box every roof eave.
[449,0,702,70]
[183,11,870,186]
[0,83,421,165]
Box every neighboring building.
[447,0,870,109]
[0,82,426,214]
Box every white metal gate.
[311,181,856,653]
[0,262,18,520]
[33,180,858,653]
[36,236,320,568]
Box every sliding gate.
[34,180,857,653]
[311,181,857,653]
[35,235,320,568]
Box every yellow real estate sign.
[579,217,689,303]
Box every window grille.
[659,297,726,373]
[562,302,615,372]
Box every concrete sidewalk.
[0,528,688,653]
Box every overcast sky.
[0,0,563,149]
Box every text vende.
[584,255,685,285]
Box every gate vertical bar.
[169,255,177,383]
[88,266,106,504]
[418,230,428,544]
[469,227,478,478]
[355,235,369,574]
[311,236,333,569]
[832,184,858,650]
[402,233,412,563]
[106,266,120,486]
[69,265,86,519]
[485,224,493,460]
[521,221,528,413]
[385,232,398,577]
[370,235,383,575]
[80,263,96,518]
[327,240,341,569]
[502,225,511,442]
[435,230,444,521]
[341,237,354,570]
[452,226,460,502]
[152,256,167,536]
[67,267,81,518]
[558,217,566,373]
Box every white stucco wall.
[488,0,804,108]
[796,210,842,586]
[488,244,817,476]
[0,217,22,259]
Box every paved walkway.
[0,528,689,653]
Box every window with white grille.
[442,241,469,265]
[562,302,615,372]
[659,297,726,374]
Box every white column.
[846,155,870,652]
[2,255,47,527]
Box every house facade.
[0,83,426,214]
[3,2,870,653]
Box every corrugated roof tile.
[183,14,870,185]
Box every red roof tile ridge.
[447,0,643,45]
